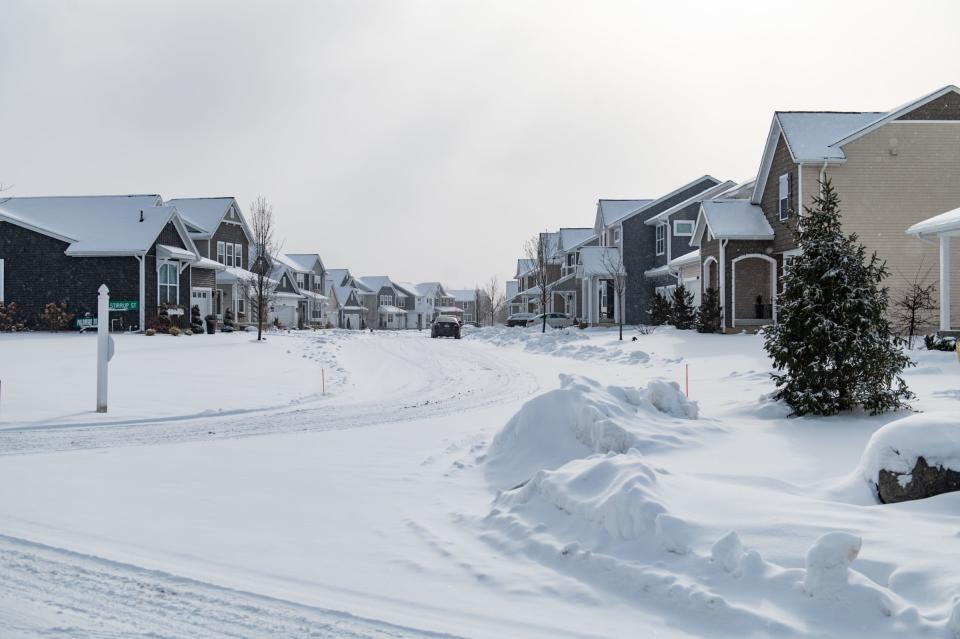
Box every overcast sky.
[2,1,959,288]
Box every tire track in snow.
[0,336,539,456]
[0,533,462,639]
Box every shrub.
[696,287,722,333]
[38,302,75,332]
[648,292,672,326]
[184,328,193,336]
[145,328,156,336]
[223,308,236,329]
[0,302,25,332]
[169,326,181,336]
[924,334,957,352]
[669,285,695,330]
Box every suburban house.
[448,288,484,325]
[505,280,521,316]
[358,276,409,329]
[267,259,307,328]
[417,282,461,321]
[547,227,597,318]
[0,194,206,331]
[576,245,623,325]
[395,282,436,329]
[907,206,960,335]
[165,197,255,325]
[325,268,368,329]
[692,85,960,332]
[278,253,327,327]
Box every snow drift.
[464,326,660,365]
[484,374,705,489]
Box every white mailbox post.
[96,284,114,413]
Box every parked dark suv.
[431,315,461,339]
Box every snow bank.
[803,531,862,596]
[856,412,960,486]
[485,374,705,489]
[465,326,660,365]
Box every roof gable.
[617,176,722,226]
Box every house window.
[379,294,392,307]
[158,263,178,305]
[226,243,234,267]
[655,224,666,256]
[673,220,694,237]
[296,274,305,289]
[778,173,790,221]
[216,241,226,264]
[613,228,621,244]
[237,297,245,316]
[234,244,242,269]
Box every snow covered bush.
[763,179,913,416]
[169,326,182,336]
[924,333,957,352]
[803,531,861,597]
[144,328,156,336]
[856,412,960,503]
[648,292,672,326]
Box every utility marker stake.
[322,368,326,395]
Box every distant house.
[165,197,255,325]
[505,280,520,316]
[266,259,307,328]
[692,85,960,332]
[417,281,460,321]
[448,288,485,325]
[547,227,597,318]
[395,282,435,329]
[511,258,539,314]
[0,194,206,331]
[358,276,409,329]
[277,253,327,327]
[325,268,368,329]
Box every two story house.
[358,276,409,329]
[547,227,597,318]
[278,253,328,327]
[325,268,369,329]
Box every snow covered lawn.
[0,325,958,638]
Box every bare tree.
[245,196,282,342]
[481,275,506,326]
[892,263,938,349]
[600,248,627,340]
[524,232,551,333]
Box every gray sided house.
[548,227,597,319]
[267,260,306,328]
[280,253,328,327]
[165,197,255,325]
[615,176,725,325]
[358,276,409,329]
[325,269,367,330]
[0,195,203,331]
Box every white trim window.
[673,220,694,237]
[613,228,621,244]
[379,294,392,307]
[226,243,234,267]
[778,173,790,221]
[296,273,305,289]
[0,258,4,303]
[234,244,242,269]
[237,297,245,316]
[158,262,178,305]
[216,241,226,264]
[655,224,666,256]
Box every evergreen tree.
[696,287,722,333]
[763,179,913,416]
[648,292,672,326]
[670,285,695,329]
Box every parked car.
[526,312,575,329]
[506,312,536,327]
[431,315,461,339]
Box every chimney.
[139,210,144,222]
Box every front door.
[192,287,212,320]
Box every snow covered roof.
[669,249,700,268]
[506,280,519,301]
[578,246,623,276]
[163,197,253,243]
[517,285,542,296]
[284,253,325,273]
[542,231,561,261]
[558,228,594,252]
[302,290,327,301]
[597,199,652,227]
[378,305,407,314]
[359,276,398,292]
[193,257,226,271]
[217,265,262,284]
[157,244,196,261]
[515,258,536,278]
[644,181,737,226]
[695,200,774,242]
[436,306,463,314]
[618,176,723,226]
[906,206,960,237]
[416,282,448,297]
[447,289,477,303]
[0,195,200,257]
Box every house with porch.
[907,206,960,336]
[448,288,485,325]
[546,227,596,318]
[692,85,960,332]
[358,276,409,329]
[325,268,369,329]
[0,194,204,331]
[576,246,624,325]
[395,282,436,329]
[278,253,327,327]
[165,197,255,326]
[417,281,461,321]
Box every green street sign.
[109,300,139,311]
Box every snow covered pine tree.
[696,287,722,333]
[648,292,672,326]
[762,179,913,416]
[670,284,695,330]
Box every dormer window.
[778,174,790,221]
[673,220,694,237]
[655,224,666,256]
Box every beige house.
[692,85,960,332]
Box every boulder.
[877,456,960,504]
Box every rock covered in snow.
[856,412,960,503]
[803,531,862,597]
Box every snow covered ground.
[0,325,958,637]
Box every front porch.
[907,207,960,336]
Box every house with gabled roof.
[324,269,367,330]
[547,227,597,318]
[277,253,327,327]
[357,276,410,329]
[692,85,960,332]
[165,197,255,325]
[0,194,209,331]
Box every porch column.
[941,235,951,331]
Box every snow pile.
[485,374,705,489]
[803,531,861,596]
[856,412,960,487]
[465,326,658,365]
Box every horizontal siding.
[828,121,960,328]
